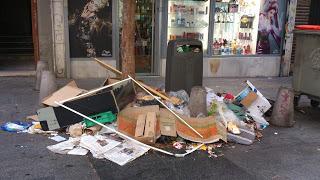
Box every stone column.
[281,0,297,76]
[51,0,66,77]
[37,0,54,71]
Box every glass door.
[135,0,154,73]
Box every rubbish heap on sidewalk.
[1,60,272,166]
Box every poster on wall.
[256,0,285,54]
[68,0,112,58]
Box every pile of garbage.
[1,62,272,166]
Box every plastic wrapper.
[168,90,190,105]
[1,121,32,132]
[165,102,191,117]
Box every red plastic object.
[295,25,320,31]
[224,93,235,100]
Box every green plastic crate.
[83,111,116,128]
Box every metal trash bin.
[165,39,203,94]
[293,27,320,107]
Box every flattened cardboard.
[42,81,86,107]
[144,112,157,138]
[240,91,258,108]
[135,114,146,137]
[159,108,177,137]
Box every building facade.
[37,0,297,78]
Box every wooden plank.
[144,112,157,139]
[135,114,146,137]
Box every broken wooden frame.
[94,58,173,103]
[55,78,204,157]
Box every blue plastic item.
[1,121,32,132]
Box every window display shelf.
[212,0,260,56]
[167,0,210,52]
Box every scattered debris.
[26,115,39,121]
[49,135,67,142]
[67,147,89,156]
[173,142,184,150]
[3,61,275,166]
[47,137,80,154]
[67,123,83,137]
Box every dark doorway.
[309,0,320,25]
[0,0,35,72]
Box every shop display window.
[212,0,260,56]
[167,0,210,52]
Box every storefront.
[44,0,290,78]
[163,0,287,77]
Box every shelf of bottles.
[167,0,210,52]
[212,0,260,55]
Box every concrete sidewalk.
[0,76,319,180]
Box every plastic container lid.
[295,25,320,31]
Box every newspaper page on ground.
[104,141,150,166]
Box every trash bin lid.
[295,25,320,31]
